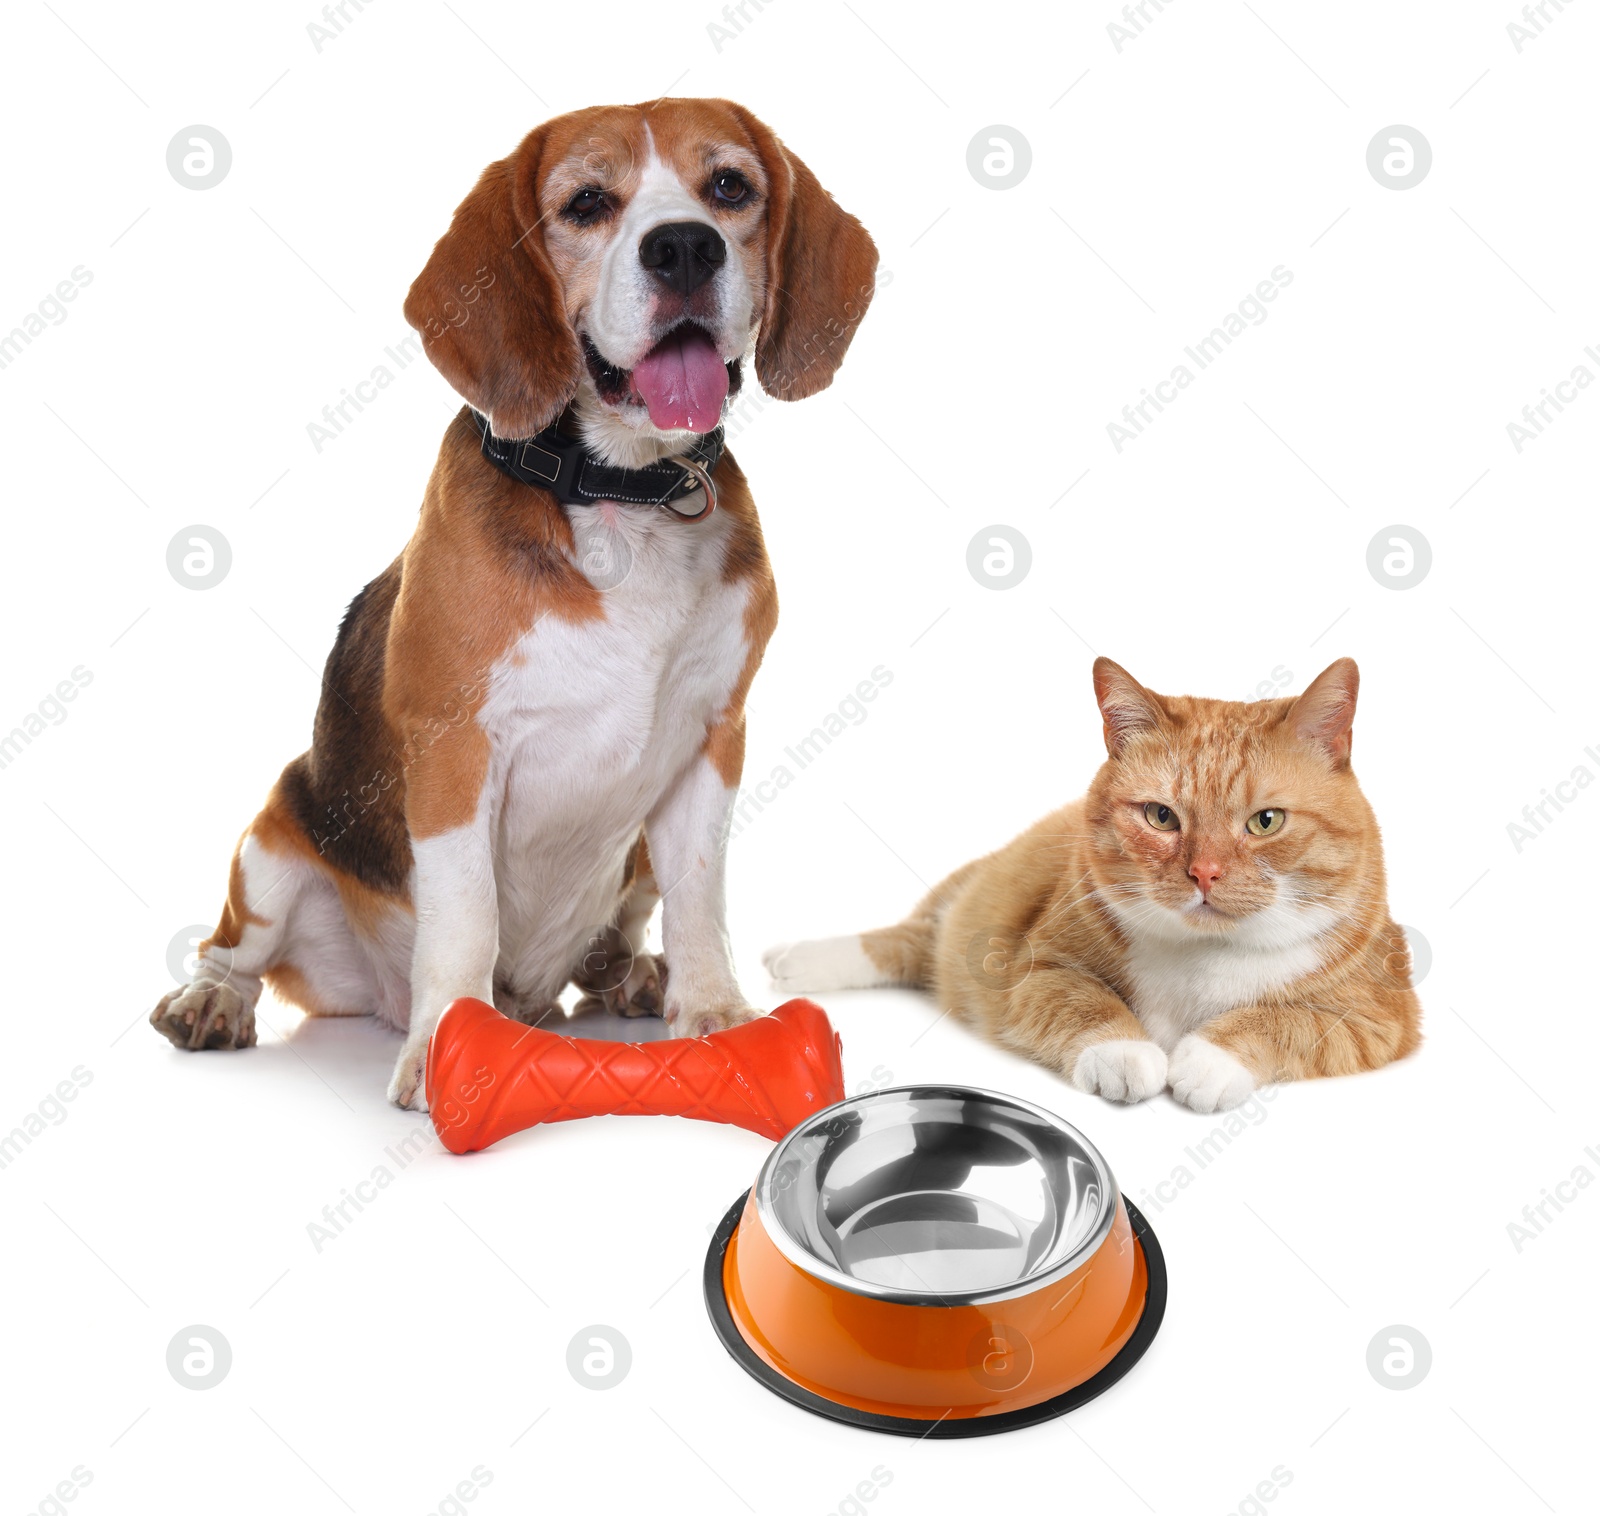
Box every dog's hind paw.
[150,981,257,1051]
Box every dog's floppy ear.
[404,127,582,438]
[730,106,878,402]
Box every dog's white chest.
[483,510,749,804]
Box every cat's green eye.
[1143,802,1180,832]
[1247,808,1286,837]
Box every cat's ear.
[1290,658,1360,767]
[1093,658,1164,755]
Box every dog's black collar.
[469,408,723,515]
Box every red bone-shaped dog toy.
[426,997,845,1153]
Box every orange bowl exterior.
[721,1190,1150,1420]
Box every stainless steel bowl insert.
[754,1086,1119,1306]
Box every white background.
[1,2,1595,1513]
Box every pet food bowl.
[704,1085,1165,1436]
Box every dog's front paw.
[666,1001,761,1039]
[1070,1038,1168,1103]
[150,982,256,1051]
[1167,1034,1256,1113]
[386,1041,430,1112]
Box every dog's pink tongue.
[630,327,728,433]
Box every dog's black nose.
[638,221,726,296]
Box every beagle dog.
[149,99,877,1108]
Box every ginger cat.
[765,658,1421,1112]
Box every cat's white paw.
[1167,1035,1256,1113]
[1071,1039,1168,1103]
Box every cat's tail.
[762,863,975,996]
[762,921,935,995]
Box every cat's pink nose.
[1189,859,1223,897]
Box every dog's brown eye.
[711,170,750,205]
[565,188,607,221]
